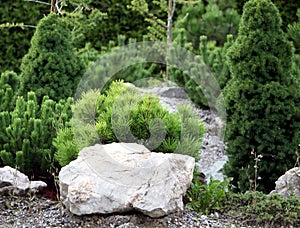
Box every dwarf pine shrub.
[0,92,72,178]
[54,81,205,166]
[0,71,19,112]
[173,0,240,49]
[223,0,300,193]
[170,34,233,108]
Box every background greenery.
[0,0,300,221]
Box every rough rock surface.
[0,166,47,196]
[270,167,300,197]
[137,84,228,182]
[59,143,195,217]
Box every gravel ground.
[0,194,247,227]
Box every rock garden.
[1,0,300,227]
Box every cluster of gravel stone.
[0,194,248,227]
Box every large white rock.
[59,143,195,218]
[270,167,300,197]
[0,166,47,195]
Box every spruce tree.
[223,0,300,193]
[19,13,85,103]
[235,0,300,29]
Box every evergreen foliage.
[78,34,163,95]
[54,81,205,166]
[105,36,160,84]
[61,8,108,50]
[173,0,240,49]
[0,92,72,178]
[0,71,20,112]
[86,0,151,48]
[235,0,300,30]
[287,9,300,54]
[0,0,48,73]
[223,0,300,193]
[171,34,234,108]
[18,13,85,103]
[222,191,300,227]
[129,0,168,41]
[53,127,79,167]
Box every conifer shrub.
[0,91,72,178]
[78,35,164,95]
[223,0,300,193]
[18,13,85,103]
[173,0,240,49]
[103,35,161,84]
[54,81,205,166]
[287,9,300,55]
[0,71,20,112]
[236,0,300,30]
[171,34,233,108]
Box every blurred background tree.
[0,0,48,73]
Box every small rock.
[0,166,47,196]
[30,181,48,193]
[270,167,300,197]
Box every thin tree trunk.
[166,0,176,80]
[51,0,55,13]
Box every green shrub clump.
[173,0,240,49]
[223,0,300,193]
[171,34,234,108]
[0,92,72,178]
[222,191,300,227]
[19,13,85,103]
[54,81,205,166]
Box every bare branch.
[24,0,51,5]
[170,0,176,19]
[55,0,63,15]
[72,5,84,14]
[23,24,37,28]
[0,22,37,29]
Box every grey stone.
[30,181,48,192]
[270,167,300,197]
[159,87,188,99]
[59,143,195,218]
[0,166,47,195]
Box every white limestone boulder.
[0,166,47,195]
[59,143,195,218]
